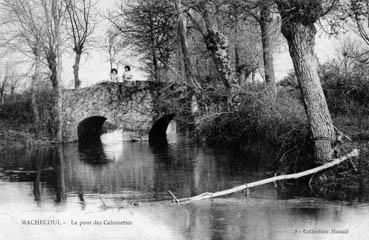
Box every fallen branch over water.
[172,149,359,204]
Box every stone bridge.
[61,81,179,143]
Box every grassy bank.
[0,122,53,151]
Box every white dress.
[122,72,133,81]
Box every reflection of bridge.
[61,81,180,143]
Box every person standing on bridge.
[122,65,133,81]
[110,68,119,82]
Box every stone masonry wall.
[62,81,159,142]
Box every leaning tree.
[275,0,339,162]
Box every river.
[0,125,368,240]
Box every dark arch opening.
[149,114,175,143]
[78,116,107,144]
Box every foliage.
[320,60,369,116]
[199,87,310,165]
[0,96,33,124]
[110,0,177,80]
[278,56,369,117]
[0,90,57,139]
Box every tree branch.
[173,149,360,204]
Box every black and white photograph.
[0,0,368,239]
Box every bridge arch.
[149,114,175,142]
[77,116,107,143]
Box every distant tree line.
[0,0,96,141]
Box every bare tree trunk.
[205,29,241,109]
[176,0,195,85]
[199,6,237,94]
[73,52,81,88]
[260,3,276,95]
[233,4,242,84]
[279,14,334,162]
[109,57,113,72]
[176,0,202,122]
[0,82,5,104]
[53,0,63,143]
[152,51,159,81]
[46,51,58,89]
[175,0,202,118]
[1,76,8,104]
[0,90,4,104]
[32,48,41,125]
[200,7,238,109]
[235,40,241,84]
[205,29,235,90]
[175,47,184,82]
[56,54,63,143]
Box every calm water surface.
[0,129,369,240]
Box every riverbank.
[0,121,54,152]
[0,91,57,152]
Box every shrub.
[278,61,369,116]
[0,90,57,139]
[199,87,311,168]
[319,61,369,116]
[0,99,33,124]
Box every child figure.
[122,65,133,81]
[110,68,119,82]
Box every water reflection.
[0,133,271,204]
[55,147,66,203]
[0,147,66,203]
[1,131,369,239]
[78,141,110,164]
